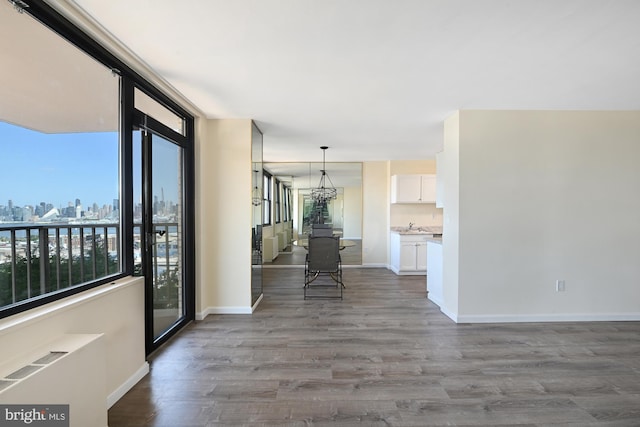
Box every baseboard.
[196,306,253,319]
[195,307,210,320]
[439,305,459,323]
[427,294,443,307]
[455,312,640,324]
[251,294,263,312]
[361,263,388,268]
[107,362,149,408]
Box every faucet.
[408,222,414,230]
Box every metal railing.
[149,222,181,310]
[1,221,180,310]
[0,223,120,307]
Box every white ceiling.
[265,161,362,189]
[66,0,640,162]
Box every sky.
[1,121,180,210]
[0,121,119,209]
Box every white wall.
[0,277,147,409]
[362,161,389,266]
[197,119,253,316]
[390,160,436,175]
[442,112,460,320]
[343,185,362,239]
[444,110,640,322]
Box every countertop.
[390,226,443,236]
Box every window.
[283,186,291,222]
[0,1,122,316]
[274,179,282,224]
[263,172,272,226]
[0,1,194,331]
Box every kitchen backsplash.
[390,203,443,227]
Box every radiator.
[262,236,279,261]
[0,334,107,427]
[276,232,286,251]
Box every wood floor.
[109,268,640,426]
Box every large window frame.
[263,171,272,226]
[1,1,195,327]
[274,179,282,224]
[283,186,292,222]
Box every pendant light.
[311,146,337,204]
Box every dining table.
[293,238,356,250]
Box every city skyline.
[0,121,119,207]
[1,121,180,212]
[1,195,178,223]
[0,197,119,222]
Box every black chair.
[304,235,343,299]
[311,223,333,237]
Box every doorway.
[132,88,194,355]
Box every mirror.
[251,122,263,304]
[263,162,362,265]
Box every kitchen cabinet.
[390,233,428,275]
[391,174,436,203]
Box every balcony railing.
[0,223,120,308]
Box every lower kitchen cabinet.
[390,233,428,275]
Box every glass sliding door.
[145,131,184,339]
[133,87,194,354]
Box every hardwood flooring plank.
[109,268,640,426]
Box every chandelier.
[311,146,337,204]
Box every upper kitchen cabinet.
[391,174,436,203]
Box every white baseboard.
[251,294,263,312]
[439,305,459,323]
[360,263,386,268]
[195,308,210,320]
[196,306,253,320]
[428,294,443,307]
[455,312,640,324]
[107,362,149,408]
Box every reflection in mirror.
[263,162,362,266]
[251,123,263,305]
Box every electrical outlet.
[555,280,565,292]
